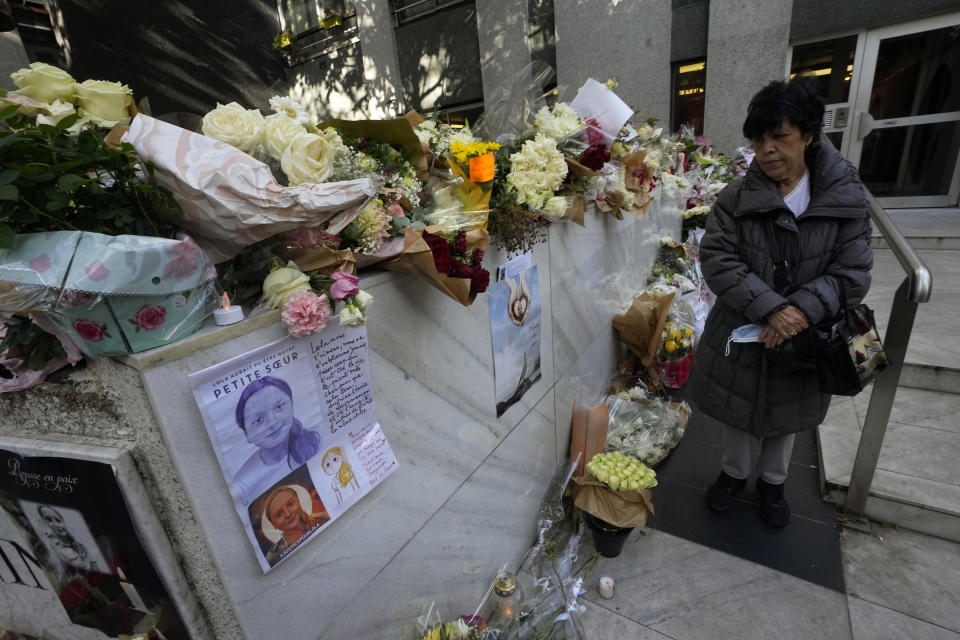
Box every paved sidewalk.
[579,523,960,639]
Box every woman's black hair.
[742,77,825,140]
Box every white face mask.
[725,324,764,356]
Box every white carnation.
[533,102,581,141]
[506,133,568,211]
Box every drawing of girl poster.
[320,447,360,505]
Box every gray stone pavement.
[578,525,960,639]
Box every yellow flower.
[670,330,682,341]
[449,140,500,165]
[684,327,693,337]
[665,340,679,353]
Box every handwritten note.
[349,423,398,487]
[310,328,375,434]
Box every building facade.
[10,0,960,206]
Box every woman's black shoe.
[706,471,746,511]
[757,477,791,527]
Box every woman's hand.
[760,305,809,348]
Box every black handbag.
[765,218,888,395]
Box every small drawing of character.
[321,447,359,504]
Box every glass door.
[847,13,960,207]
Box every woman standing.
[689,78,873,527]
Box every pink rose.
[281,291,332,337]
[329,271,359,301]
[386,202,405,217]
[72,319,105,342]
[29,253,51,273]
[132,304,167,331]
[163,238,206,280]
[85,260,109,282]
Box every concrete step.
[866,246,958,393]
[873,208,960,246]
[817,387,960,542]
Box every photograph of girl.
[233,377,322,505]
[248,465,331,568]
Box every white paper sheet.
[189,322,397,572]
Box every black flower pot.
[585,513,633,558]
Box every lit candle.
[213,292,244,326]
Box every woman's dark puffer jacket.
[689,140,873,438]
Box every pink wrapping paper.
[124,115,375,262]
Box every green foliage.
[0,108,182,248]
[0,315,67,370]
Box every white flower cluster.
[200,96,350,187]
[683,204,711,219]
[414,120,476,157]
[6,62,133,129]
[506,133,569,213]
[532,102,582,141]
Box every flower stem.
[18,197,76,230]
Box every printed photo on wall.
[190,322,399,572]
[490,264,542,417]
[247,465,331,568]
[0,445,197,639]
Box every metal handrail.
[864,192,933,303]
[843,191,933,516]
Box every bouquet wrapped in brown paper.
[575,449,657,528]
[377,225,490,307]
[573,476,655,528]
[612,291,675,367]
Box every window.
[275,0,358,66]
[391,0,472,27]
[789,35,857,105]
[671,58,706,134]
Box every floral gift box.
[0,231,218,357]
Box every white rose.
[543,196,568,220]
[10,63,75,103]
[262,261,312,309]
[263,113,305,159]
[353,289,374,312]
[41,100,76,124]
[74,79,133,127]
[201,102,265,154]
[281,132,335,185]
[338,304,365,327]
